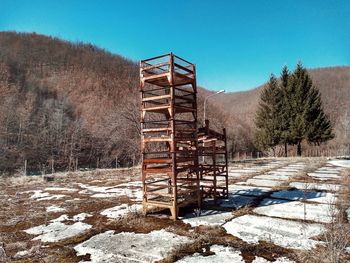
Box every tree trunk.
[297,142,302,156]
[284,143,288,157]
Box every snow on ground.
[44,187,78,192]
[74,229,190,263]
[78,183,142,200]
[180,210,233,227]
[46,205,66,213]
[254,198,336,223]
[223,214,325,250]
[252,257,295,263]
[28,190,65,201]
[328,159,350,168]
[270,190,337,204]
[24,213,92,242]
[289,182,341,192]
[228,184,272,196]
[100,204,142,219]
[115,181,142,188]
[25,221,91,242]
[346,208,350,222]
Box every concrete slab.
[314,169,341,174]
[270,190,337,204]
[307,172,341,180]
[289,182,341,192]
[254,198,337,223]
[245,178,283,187]
[223,214,325,250]
[228,172,246,178]
[181,210,233,227]
[267,171,298,176]
[220,194,257,209]
[74,230,190,262]
[328,159,350,168]
[228,184,272,196]
[253,174,291,181]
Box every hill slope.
[212,66,350,148]
[0,32,229,173]
[0,32,349,173]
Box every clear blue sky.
[1,0,349,92]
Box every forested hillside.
[0,32,229,174]
[0,32,349,174]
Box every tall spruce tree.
[288,63,334,156]
[254,74,282,156]
[279,65,291,157]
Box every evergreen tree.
[305,83,334,145]
[288,63,334,156]
[279,65,291,157]
[254,74,282,156]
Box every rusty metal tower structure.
[140,53,200,219]
[198,120,229,203]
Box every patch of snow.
[100,204,142,219]
[176,245,244,262]
[37,194,65,201]
[46,205,66,213]
[45,187,78,192]
[252,256,295,263]
[73,213,92,222]
[30,190,50,199]
[28,190,66,201]
[254,198,337,223]
[50,214,70,223]
[180,210,233,227]
[78,183,142,201]
[346,208,350,222]
[25,221,91,242]
[14,250,30,259]
[116,181,142,188]
[223,214,325,250]
[74,229,190,262]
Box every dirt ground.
[0,158,349,263]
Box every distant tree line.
[254,63,334,156]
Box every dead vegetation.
[296,168,350,263]
[161,224,295,263]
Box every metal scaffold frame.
[140,53,229,219]
[140,53,200,219]
[198,120,229,203]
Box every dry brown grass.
[296,169,350,263]
[161,224,295,263]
